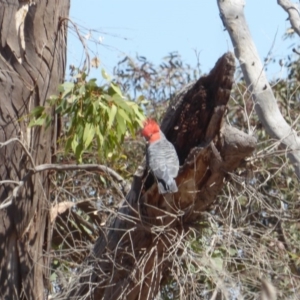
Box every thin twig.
[0,137,35,167]
[60,17,90,74]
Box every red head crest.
[141,119,160,141]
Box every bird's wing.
[164,142,179,177]
[147,139,179,179]
[151,163,168,181]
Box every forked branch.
[0,144,129,210]
[217,0,300,178]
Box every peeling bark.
[69,52,257,300]
[217,0,300,178]
[0,1,69,299]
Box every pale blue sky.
[68,1,296,80]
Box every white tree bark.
[278,0,300,36]
[217,0,300,178]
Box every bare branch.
[217,0,300,178]
[34,163,130,193]
[278,0,300,36]
[0,136,131,213]
[0,152,130,210]
[0,180,24,210]
[60,17,90,74]
[0,137,35,167]
[0,180,21,185]
[0,199,13,210]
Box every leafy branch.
[0,137,131,210]
[29,70,146,162]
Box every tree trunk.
[217,0,300,178]
[278,0,300,37]
[69,52,257,300]
[0,1,69,299]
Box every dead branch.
[0,161,129,210]
[34,163,130,192]
[217,0,300,179]
[0,180,21,186]
[67,52,257,300]
[60,17,91,74]
[0,172,32,210]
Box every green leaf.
[131,105,146,126]
[101,68,111,81]
[65,137,72,152]
[29,67,145,163]
[78,85,86,96]
[30,106,45,117]
[117,108,131,123]
[107,104,117,129]
[28,115,46,127]
[47,95,58,106]
[111,83,123,97]
[71,136,78,155]
[67,94,77,104]
[116,112,127,136]
[86,78,97,90]
[98,99,109,112]
[60,82,74,98]
[83,123,95,148]
[95,127,104,147]
[112,95,134,114]
[75,143,83,163]
[45,115,52,129]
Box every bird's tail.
[157,179,178,194]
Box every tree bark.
[278,0,300,37]
[69,52,257,300]
[0,1,69,299]
[217,0,300,178]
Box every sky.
[68,0,297,81]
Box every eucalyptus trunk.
[0,1,69,299]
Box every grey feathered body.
[146,131,179,194]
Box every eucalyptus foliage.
[29,70,145,162]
